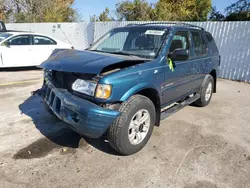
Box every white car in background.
[0,32,73,68]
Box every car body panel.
[0,44,34,67]
[39,50,128,74]
[99,58,164,103]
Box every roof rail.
[141,22,205,30]
[125,24,141,27]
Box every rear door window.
[191,31,208,57]
[33,35,57,45]
[205,33,219,54]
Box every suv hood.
[39,49,144,74]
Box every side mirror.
[2,41,10,47]
[168,49,189,61]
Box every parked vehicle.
[0,32,73,67]
[40,23,220,155]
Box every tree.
[0,0,13,22]
[225,0,250,14]
[224,0,250,21]
[43,0,77,22]
[225,11,250,21]
[90,7,113,22]
[116,0,154,21]
[154,0,212,21]
[114,0,212,21]
[2,0,78,23]
[209,6,225,21]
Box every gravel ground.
[0,70,249,188]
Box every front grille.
[51,70,97,90]
[51,71,77,89]
[44,85,62,115]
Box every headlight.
[44,69,52,80]
[95,84,112,99]
[72,79,112,99]
[72,79,97,96]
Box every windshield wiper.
[88,49,106,53]
[108,51,136,56]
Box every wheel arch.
[120,82,162,127]
[135,88,161,127]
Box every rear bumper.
[42,81,120,138]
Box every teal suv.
[40,23,220,155]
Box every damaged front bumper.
[42,81,120,138]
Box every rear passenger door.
[190,31,209,90]
[162,30,196,105]
[32,35,58,65]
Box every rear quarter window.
[33,35,57,45]
[191,31,208,57]
[205,33,219,54]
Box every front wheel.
[107,95,156,155]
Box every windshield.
[0,33,13,43]
[88,27,168,59]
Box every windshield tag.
[145,30,165,36]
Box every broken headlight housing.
[72,79,97,96]
[72,79,112,99]
[44,69,52,80]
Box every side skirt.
[160,94,200,121]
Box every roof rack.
[139,22,204,30]
[125,24,141,27]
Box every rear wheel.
[108,95,155,155]
[194,75,214,107]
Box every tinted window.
[8,35,31,45]
[169,31,190,53]
[205,33,218,54]
[33,35,57,45]
[191,32,208,57]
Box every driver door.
[1,35,34,67]
[162,30,195,105]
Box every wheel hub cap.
[128,109,150,145]
[205,82,212,101]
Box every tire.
[108,94,156,155]
[194,75,214,107]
